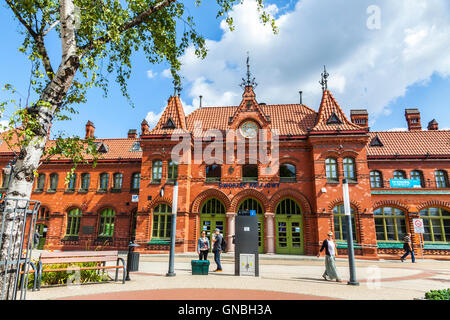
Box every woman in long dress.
[317,232,342,282]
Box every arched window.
[152,160,163,183]
[38,207,50,221]
[435,170,448,188]
[66,208,82,236]
[325,158,338,182]
[374,207,406,241]
[370,171,383,188]
[168,161,178,182]
[420,207,450,242]
[343,157,356,181]
[393,170,406,179]
[205,164,221,182]
[98,208,115,237]
[49,173,58,191]
[202,198,226,215]
[112,173,123,190]
[410,170,424,187]
[131,172,140,191]
[99,173,109,191]
[36,173,46,191]
[275,198,301,215]
[242,164,258,182]
[238,198,263,215]
[67,173,77,191]
[80,173,90,191]
[333,204,356,241]
[152,204,172,239]
[280,163,296,183]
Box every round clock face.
[240,121,258,139]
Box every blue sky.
[1,0,449,139]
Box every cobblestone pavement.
[25,253,450,300]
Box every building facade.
[1,78,449,259]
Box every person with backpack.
[212,228,226,272]
[400,233,415,263]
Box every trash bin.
[191,260,210,275]
[128,252,140,272]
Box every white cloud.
[146,70,157,79]
[386,128,408,132]
[175,0,450,125]
[161,69,172,78]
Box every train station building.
[1,71,449,259]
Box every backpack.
[221,237,227,251]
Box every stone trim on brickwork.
[190,189,231,214]
[268,188,312,213]
[416,200,450,211]
[230,189,269,213]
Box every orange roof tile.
[150,95,188,135]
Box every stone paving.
[24,252,450,300]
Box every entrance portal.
[275,198,303,254]
[199,198,226,247]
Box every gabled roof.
[366,131,450,157]
[150,95,188,135]
[311,90,364,132]
[228,85,270,124]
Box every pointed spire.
[319,65,329,92]
[150,95,187,134]
[240,52,257,89]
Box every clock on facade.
[240,120,259,139]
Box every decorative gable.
[162,117,176,129]
[327,112,342,125]
[96,142,109,153]
[370,135,384,147]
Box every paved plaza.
[25,252,450,300]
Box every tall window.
[410,170,424,187]
[393,170,406,179]
[435,170,448,188]
[343,157,356,181]
[325,158,338,182]
[370,171,383,188]
[66,208,82,236]
[333,204,356,242]
[131,172,140,190]
[80,173,90,190]
[205,164,221,182]
[280,163,296,183]
[152,204,172,239]
[38,207,49,221]
[36,173,46,191]
[49,173,58,191]
[152,160,163,183]
[99,173,109,191]
[167,161,178,181]
[275,198,301,215]
[67,173,77,191]
[242,164,258,182]
[98,208,115,237]
[374,207,406,241]
[420,207,450,242]
[113,173,123,190]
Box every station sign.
[389,179,421,188]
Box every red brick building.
[1,79,449,259]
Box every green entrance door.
[237,198,264,253]
[199,198,226,249]
[36,223,47,250]
[275,199,303,255]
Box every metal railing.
[0,198,41,300]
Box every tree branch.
[4,0,38,37]
[80,0,177,52]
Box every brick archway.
[328,198,362,213]
[372,200,410,212]
[230,189,269,213]
[417,200,450,212]
[269,189,312,213]
[146,197,173,212]
[190,189,231,214]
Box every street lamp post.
[166,181,178,277]
[342,178,359,286]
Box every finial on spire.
[240,52,257,89]
[319,65,329,92]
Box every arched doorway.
[275,198,303,254]
[237,198,265,253]
[199,198,226,246]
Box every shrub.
[425,288,450,300]
[27,262,111,288]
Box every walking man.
[400,233,415,263]
[317,232,342,282]
[212,228,223,272]
[33,230,40,249]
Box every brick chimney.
[128,129,137,139]
[141,119,149,136]
[405,109,421,131]
[427,119,438,131]
[85,121,95,139]
[350,109,369,128]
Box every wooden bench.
[37,251,126,290]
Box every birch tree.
[0,0,276,299]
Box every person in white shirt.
[317,231,342,282]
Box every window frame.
[373,207,407,242]
[99,173,109,191]
[242,164,258,183]
[420,207,450,243]
[370,170,383,188]
[98,208,116,238]
[205,164,221,183]
[66,173,77,191]
[152,203,173,239]
[325,158,338,183]
[343,157,357,182]
[410,170,424,187]
[167,161,178,182]
[435,170,448,188]
[152,160,163,183]
[332,204,357,242]
[393,170,406,179]
[80,173,90,191]
[48,173,59,191]
[66,208,82,237]
[131,172,141,191]
[279,163,296,183]
[35,173,46,191]
[112,172,123,191]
